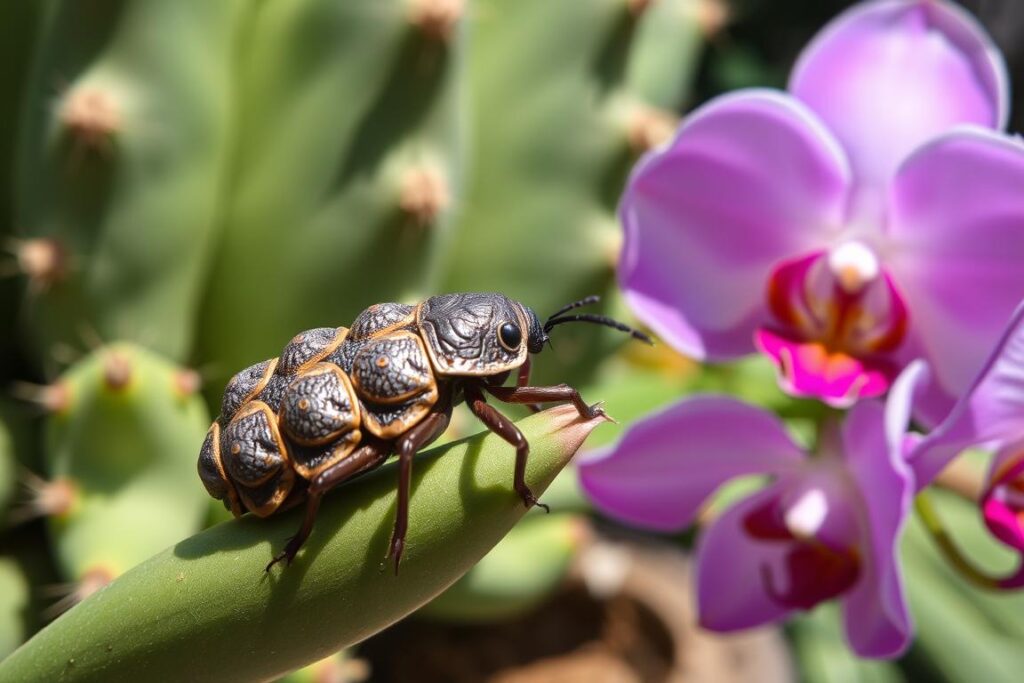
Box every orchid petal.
[887,129,1024,428]
[884,360,930,463]
[840,401,914,659]
[791,0,1008,190]
[619,90,851,360]
[696,484,796,631]
[910,303,1024,485]
[578,396,805,532]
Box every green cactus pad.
[198,0,465,378]
[44,342,210,582]
[15,0,244,362]
[0,559,30,660]
[0,405,606,682]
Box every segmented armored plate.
[351,331,438,438]
[360,393,438,439]
[351,331,435,404]
[277,326,348,376]
[220,401,293,517]
[323,338,364,375]
[280,363,361,447]
[254,372,291,413]
[219,358,277,423]
[289,434,362,480]
[197,422,242,517]
[349,302,416,340]
[235,468,296,519]
[416,293,529,376]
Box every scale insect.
[197,292,651,573]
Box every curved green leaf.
[0,406,605,682]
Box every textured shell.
[277,326,348,376]
[219,401,294,516]
[197,422,242,516]
[351,332,435,404]
[416,293,529,376]
[349,303,416,340]
[280,362,361,446]
[351,331,438,438]
[219,358,276,423]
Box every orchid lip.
[757,246,910,405]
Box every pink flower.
[619,0,1024,417]
[910,304,1024,584]
[577,369,922,658]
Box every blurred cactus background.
[1,0,1023,681]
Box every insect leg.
[265,442,387,573]
[465,383,550,513]
[485,383,605,420]
[515,357,542,413]
[387,410,450,574]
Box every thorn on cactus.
[173,368,202,398]
[11,471,77,524]
[44,565,116,619]
[626,104,677,153]
[408,0,463,41]
[58,86,121,157]
[11,381,71,415]
[694,0,730,37]
[398,165,450,226]
[4,237,68,291]
[101,350,134,391]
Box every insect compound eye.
[497,321,522,352]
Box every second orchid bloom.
[583,0,1024,661]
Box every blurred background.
[1,1,1022,681]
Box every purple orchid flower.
[577,366,923,658]
[909,304,1024,585]
[619,0,1024,418]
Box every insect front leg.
[265,442,387,573]
[485,383,606,420]
[387,410,451,574]
[465,383,550,513]
[514,356,542,413]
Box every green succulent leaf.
[0,406,605,683]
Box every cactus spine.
[15,0,245,362]
[42,343,209,592]
[198,0,465,376]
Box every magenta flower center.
[982,452,1024,553]
[742,486,861,610]
[754,241,910,407]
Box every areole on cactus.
[37,343,210,605]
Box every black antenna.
[544,313,654,345]
[546,295,601,322]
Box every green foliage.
[0,418,13,525]
[44,342,209,582]
[16,0,243,362]
[0,406,605,682]
[198,0,465,375]
[420,512,583,622]
[0,559,30,661]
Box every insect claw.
[386,537,405,576]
